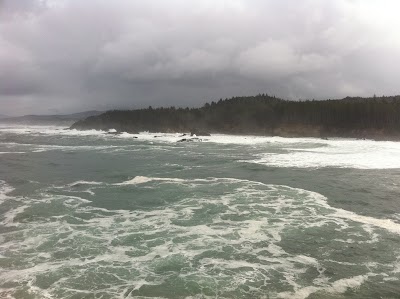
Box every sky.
[1,0,400,116]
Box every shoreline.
[2,123,400,142]
[70,127,400,142]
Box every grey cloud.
[1,0,400,115]
[235,39,340,79]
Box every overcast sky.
[1,0,400,115]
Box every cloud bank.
[1,0,400,115]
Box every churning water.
[1,125,400,298]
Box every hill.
[1,111,103,125]
[70,95,400,140]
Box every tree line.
[71,94,400,139]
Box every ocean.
[0,124,400,299]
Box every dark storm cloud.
[1,0,400,115]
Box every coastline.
[69,127,400,142]
[69,125,400,142]
[68,95,400,142]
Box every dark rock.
[177,138,202,143]
[120,132,138,138]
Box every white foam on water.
[115,176,230,185]
[0,204,29,226]
[0,141,124,154]
[328,275,367,293]
[0,151,26,154]
[246,138,400,169]
[0,124,326,146]
[116,176,169,185]
[121,131,326,145]
[0,124,107,137]
[278,286,320,299]
[68,180,104,187]
[83,189,95,196]
[278,275,367,299]
[294,189,400,235]
[333,209,400,235]
[1,176,399,298]
[2,125,400,169]
[0,180,14,204]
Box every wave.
[0,141,124,154]
[0,151,26,154]
[115,176,400,235]
[1,181,399,297]
[278,275,367,299]
[2,125,400,170]
[115,176,185,185]
[3,125,400,169]
[114,176,220,185]
[0,125,107,137]
[68,180,104,187]
[244,139,400,169]
[0,180,14,204]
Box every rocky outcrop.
[177,137,202,142]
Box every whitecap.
[0,180,14,204]
[245,139,400,169]
[0,151,26,154]
[1,175,399,298]
[68,180,104,187]
[115,176,186,185]
[277,275,367,299]
[116,176,400,235]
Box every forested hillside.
[70,94,400,139]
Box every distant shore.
[70,127,400,142]
[70,94,400,142]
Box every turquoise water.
[1,125,400,298]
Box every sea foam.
[2,124,400,169]
[243,138,400,169]
[1,176,399,298]
[0,180,14,204]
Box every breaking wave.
[1,177,399,298]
